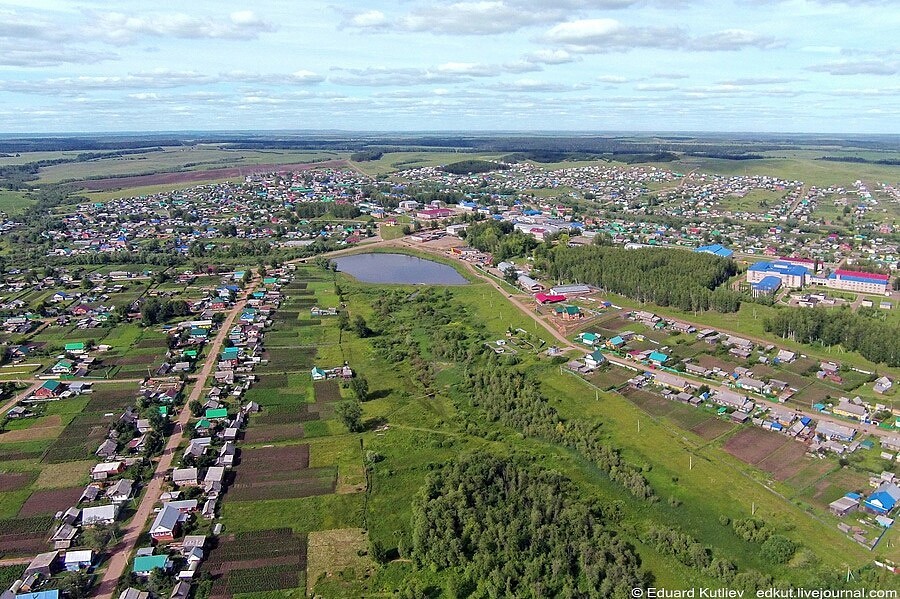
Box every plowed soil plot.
[723,427,787,465]
[0,516,54,558]
[228,445,336,501]
[690,419,734,441]
[754,441,808,480]
[0,472,36,492]
[205,528,307,599]
[238,445,310,472]
[313,380,342,403]
[242,423,304,444]
[79,160,348,190]
[18,487,84,517]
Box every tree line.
[763,306,900,366]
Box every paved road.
[94,279,259,599]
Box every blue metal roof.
[752,276,782,291]
[695,243,733,258]
[748,261,808,277]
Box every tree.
[761,534,796,564]
[188,399,203,417]
[335,400,363,432]
[337,312,350,331]
[81,522,121,553]
[147,568,175,598]
[352,315,371,338]
[59,569,93,599]
[350,376,369,402]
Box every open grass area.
[0,190,35,216]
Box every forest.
[441,160,510,175]
[763,306,900,366]
[534,245,742,313]
[411,454,648,598]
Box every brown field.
[690,418,735,441]
[697,354,740,372]
[754,440,809,480]
[0,417,63,443]
[239,444,310,472]
[242,423,305,444]
[723,427,789,465]
[784,357,817,376]
[0,472,37,492]
[313,381,342,403]
[791,382,837,406]
[18,486,84,517]
[205,529,307,599]
[79,160,348,191]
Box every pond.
[332,253,469,285]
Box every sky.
[0,0,897,134]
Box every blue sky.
[0,0,897,133]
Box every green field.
[36,146,344,184]
[0,190,35,216]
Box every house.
[51,523,78,549]
[24,551,59,577]
[91,461,125,481]
[736,377,766,394]
[648,351,668,366]
[816,421,856,442]
[81,503,120,525]
[311,367,327,381]
[874,376,893,394]
[555,305,582,320]
[50,360,74,375]
[119,589,149,599]
[829,494,859,517]
[96,439,118,459]
[172,468,199,487]
[171,581,191,599]
[133,555,172,576]
[205,407,228,420]
[63,550,93,572]
[579,332,600,346]
[105,479,134,503]
[883,436,900,452]
[864,482,900,515]
[584,350,606,369]
[181,535,207,552]
[714,389,753,411]
[150,505,181,542]
[607,335,625,349]
[833,399,867,421]
[516,274,543,293]
[165,500,198,514]
[33,380,63,400]
[203,466,225,493]
[64,342,86,355]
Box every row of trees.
[763,307,900,366]
[461,220,539,262]
[140,298,191,326]
[412,454,648,598]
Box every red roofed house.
[535,293,567,305]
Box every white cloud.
[808,59,899,75]
[86,10,275,44]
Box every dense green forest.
[441,160,510,175]
[412,454,648,598]
[764,306,900,366]
[462,220,539,262]
[534,245,742,313]
[294,201,361,219]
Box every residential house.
[33,380,63,400]
[24,551,59,578]
[96,439,118,459]
[133,555,172,576]
[63,550,93,572]
[874,377,893,394]
[91,461,125,481]
[105,479,134,503]
[172,468,199,487]
[81,503,120,525]
[864,483,900,515]
[833,399,868,421]
[203,466,225,494]
[149,505,181,542]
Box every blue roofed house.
[864,482,900,515]
[133,554,172,576]
[584,350,606,369]
[648,351,669,365]
[607,335,625,349]
[578,332,600,346]
[694,244,733,258]
[16,591,59,599]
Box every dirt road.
[93,280,258,599]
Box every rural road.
[94,277,259,599]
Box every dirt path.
[0,380,43,417]
[93,278,259,599]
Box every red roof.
[835,269,890,281]
[535,293,566,304]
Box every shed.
[63,550,93,571]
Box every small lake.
[333,253,469,285]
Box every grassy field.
[36,147,343,184]
[0,190,34,216]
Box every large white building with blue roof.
[746,260,808,289]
